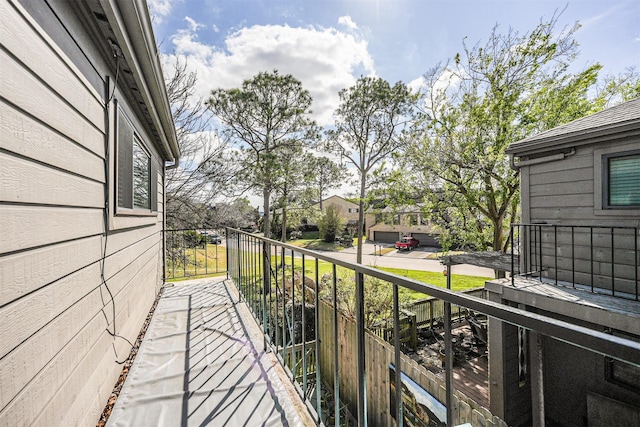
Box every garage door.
[411,233,441,248]
[373,231,400,244]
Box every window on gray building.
[604,151,640,208]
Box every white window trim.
[108,100,159,230]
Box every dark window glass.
[116,105,156,213]
[133,137,150,209]
[608,153,640,207]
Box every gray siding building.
[486,97,640,426]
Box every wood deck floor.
[437,353,489,409]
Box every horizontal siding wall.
[523,143,640,293]
[0,1,164,426]
[528,150,595,223]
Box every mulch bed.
[96,286,165,427]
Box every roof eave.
[506,119,640,157]
[100,0,180,163]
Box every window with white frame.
[603,150,640,209]
[116,105,157,214]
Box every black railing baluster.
[571,226,575,288]
[511,225,515,286]
[355,271,367,426]
[314,257,322,422]
[538,225,543,281]
[301,253,307,399]
[332,263,340,426]
[611,227,616,297]
[290,248,296,382]
[393,281,403,426]
[554,226,558,285]
[281,246,287,363]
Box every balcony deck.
[106,277,314,427]
[487,277,640,337]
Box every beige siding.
[0,1,165,426]
[315,195,360,222]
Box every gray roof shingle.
[507,97,640,155]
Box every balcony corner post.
[356,271,367,425]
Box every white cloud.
[338,15,359,30]
[408,75,426,94]
[184,16,206,32]
[212,24,220,33]
[147,0,179,24]
[162,23,375,125]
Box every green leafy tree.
[594,66,640,107]
[320,270,410,328]
[212,198,258,230]
[273,144,309,241]
[206,70,319,238]
[304,155,349,209]
[404,16,608,257]
[326,76,416,263]
[317,204,345,243]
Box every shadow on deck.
[105,277,313,427]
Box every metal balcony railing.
[225,228,640,426]
[165,228,227,279]
[510,224,639,300]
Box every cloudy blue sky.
[149,0,639,126]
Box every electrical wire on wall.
[100,47,133,365]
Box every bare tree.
[164,57,234,229]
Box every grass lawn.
[270,255,490,301]
[377,267,491,299]
[287,236,365,251]
[287,239,342,251]
[166,244,227,280]
[425,250,465,259]
[166,244,490,301]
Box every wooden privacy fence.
[317,299,503,426]
[372,288,486,351]
[411,287,486,327]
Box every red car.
[395,236,419,251]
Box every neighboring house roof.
[96,0,180,163]
[507,97,640,156]
[366,204,424,214]
[312,195,358,208]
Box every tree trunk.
[263,188,270,239]
[281,206,287,242]
[357,178,366,264]
[493,217,505,278]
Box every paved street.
[327,242,496,278]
